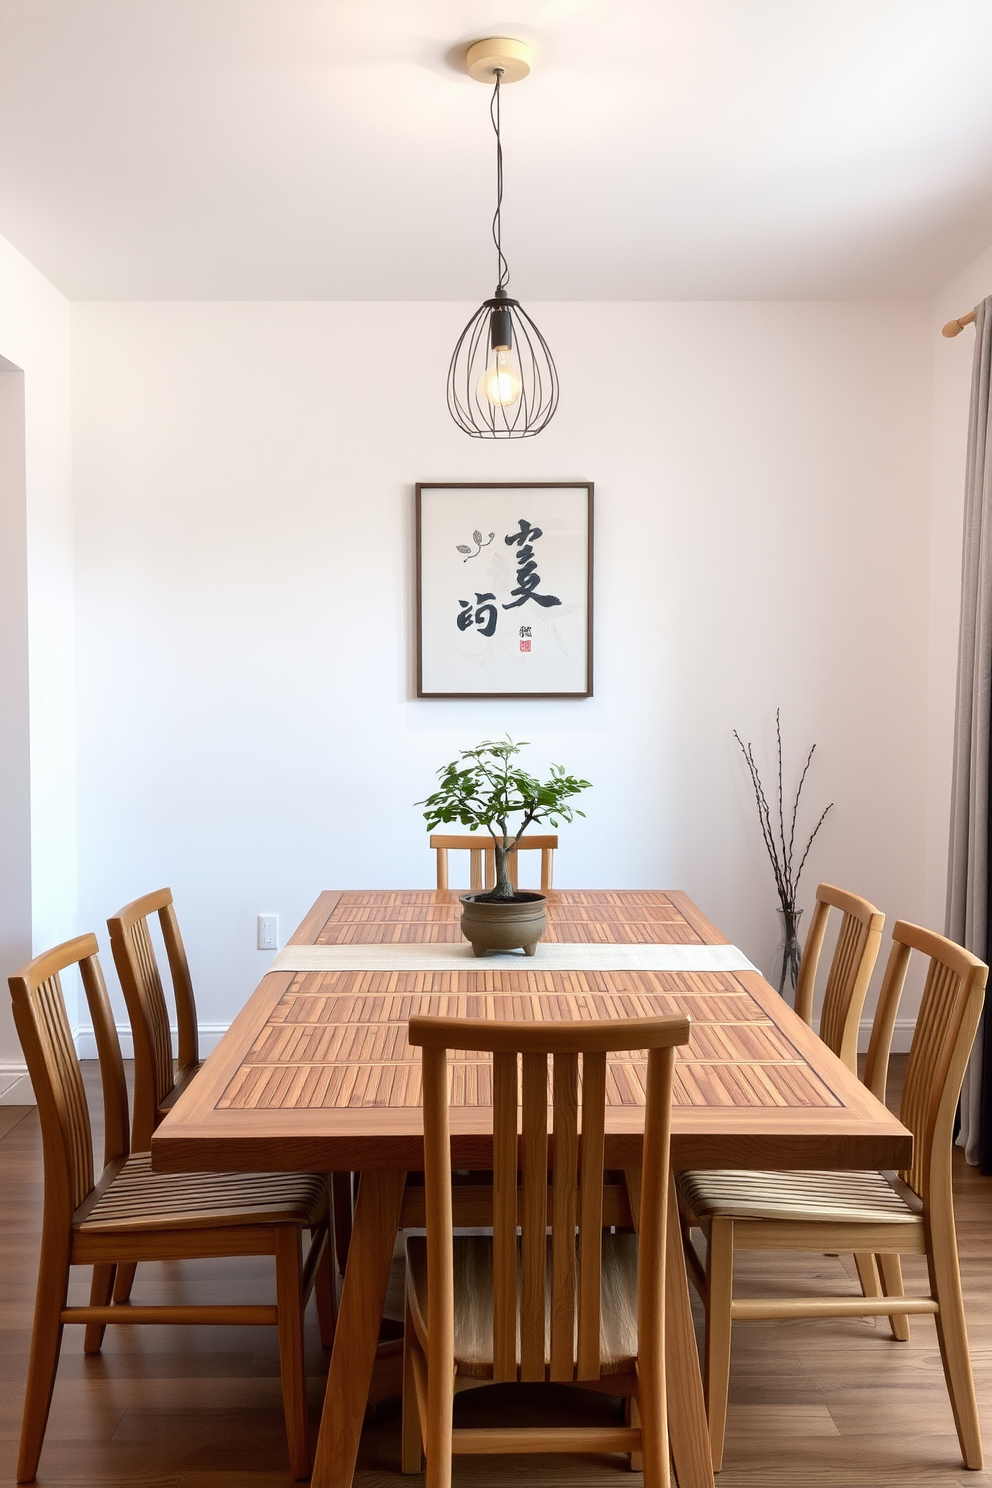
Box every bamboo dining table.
[152,889,912,1488]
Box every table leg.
[626,1169,714,1488]
[311,1168,407,1488]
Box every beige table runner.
[268,941,757,974]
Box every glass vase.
[770,907,803,999]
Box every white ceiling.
[2,1,992,301]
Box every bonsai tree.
[419,736,591,901]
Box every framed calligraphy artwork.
[415,482,594,699]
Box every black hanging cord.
[490,70,509,290]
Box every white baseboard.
[73,1023,231,1061]
[0,1062,33,1105]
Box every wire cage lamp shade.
[447,42,559,439]
[447,288,559,438]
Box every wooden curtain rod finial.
[943,309,978,338]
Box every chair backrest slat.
[492,1050,519,1382]
[108,888,199,1150]
[819,912,861,1052]
[408,1012,690,1391]
[636,1045,677,1416]
[862,939,912,1103]
[81,951,132,1171]
[794,883,884,1073]
[160,900,199,1071]
[419,1042,455,1402]
[860,920,986,1201]
[33,969,94,1210]
[900,939,984,1199]
[520,1051,549,1381]
[576,1049,606,1380]
[794,897,830,1022]
[549,1051,578,1382]
[8,935,131,1223]
[133,918,173,1103]
[429,835,557,893]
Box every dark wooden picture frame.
[415,482,594,699]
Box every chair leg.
[313,1225,336,1349]
[332,1172,353,1275]
[704,1216,735,1473]
[625,1394,644,1472]
[877,1252,910,1342]
[853,1252,881,1300]
[680,1215,708,1301]
[112,1260,137,1303]
[425,1351,453,1488]
[401,1301,424,1474]
[274,1226,310,1481]
[927,1211,983,1468]
[638,1379,671,1488]
[855,1251,911,1342]
[83,1263,117,1353]
[18,1234,70,1483]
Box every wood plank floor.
[1,1059,990,1487]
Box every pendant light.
[447,38,559,439]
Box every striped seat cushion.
[78,1153,326,1230]
[677,1168,919,1225]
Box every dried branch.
[776,710,788,889]
[786,743,816,896]
[792,802,833,897]
[734,715,833,915]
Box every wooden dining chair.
[107,888,205,1304]
[401,1011,691,1488]
[794,883,885,1073]
[793,886,891,1323]
[108,888,355,1288]
[430,834,557,892]
[107,888,200,1151]
[677,921,987,1472]
[8,934,335,1484]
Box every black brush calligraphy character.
[502,517,560,610]
[473,592,498,637]
[503,574,562,610]
[456,593,499,637]
[505,518,543,547]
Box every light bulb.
[478,345,523,407]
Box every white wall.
[0,232,74,1085]
[0,357,31,1049]
[70,299,934,1041]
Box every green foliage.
[419,736,591,900]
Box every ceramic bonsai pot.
[459,891,547,957]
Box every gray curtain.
[947,295,992,1169]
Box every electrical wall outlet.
[257,914,279,950]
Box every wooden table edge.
[151,971,296,1167]
[289,890,342,945]
[665,890,730,945]
[151,927,914,1177]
